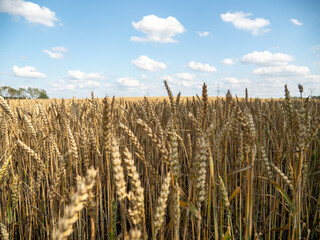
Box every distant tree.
[17,88,28,98]
[27,87,36,99]
[0,86,49,99]
[38,89,49,99]
[0,86,10,98]
[8,87,18,98]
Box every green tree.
[8,87,18,98]
[0,86,49,99]
[27,87,36,98]
[37,89,49,99]
[17,88,28,98]
[0,86,10,97]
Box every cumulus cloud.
[198,31,209,37]
[241,51,293,66]
[175,72,195,81]
[43,50,63,59]
[290,18,302,26]
[131,15,185,43]
[51,80,100,91]
[309,75,320,83]
[117,77,140,87]
[12,65,46,78]
[0,0,58,27]
[187,61,217,72]
[165,75,194,88]
[50,70,104,91]
[220,11,270,35]
[132,55,167,71]
[164,72,201,88]
[43,46,68,59]
[253,64,309,77]
[50,79,75,90]
[52,46,68,52]
[240,50,316,82]
[221,58,235,65]
[223,77,250,85]
[66,70,105,81]
[78,80,100,88]
[238,50,320,88]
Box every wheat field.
[0,82,319,240]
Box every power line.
[309,88,316,97]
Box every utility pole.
[309,88,315,97]
[217,85,220,97]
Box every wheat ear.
[154,172,171,236]
[0,223,9,240]
[52,167,97,240]
[111,138,127,201]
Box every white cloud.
[223,77,250,85]
[221,58,235,65]
[164,72,202,88]
[141,74,147,79]
[241,51,293,66]
[0,0,58,27]
[314,61,320,66]
[43,46,68,59]
[78,80,100,88]
[165,75,194,88]
[50,79,75,90]
[131,15,185,43]
[198,31,209,37]
[132,55,167,71]
[66,70,105,80]
[240,50,319,86]
[175,72,195,81]
[50,70,103,91]
[117,77,140,87]
[220,11,270,35]
[290,18,302,26]
[50,78,101,91]
[253,64,309,77]
[12,65,46,78]
[187,61,217,72]
[43,50,63,59]
[309,75,320,83]
[52,46,68,52]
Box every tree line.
[0,86,49,99]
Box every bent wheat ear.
[136,118,169,164]
[0,96,17,126]
[23,113,36,140]
[52,167,97,240]
[16,139,45,191]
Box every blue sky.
[0,0,319,98]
